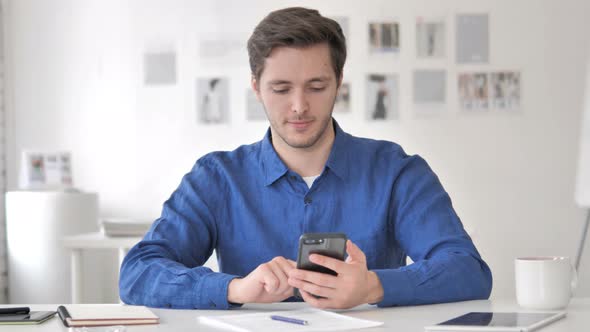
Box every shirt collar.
[324,120,349,180]
[260,119,350,186]
[260,129,289,186]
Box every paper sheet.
[198,308,383,332]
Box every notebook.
[0,311,56,325]
[57,304,159,327]
[198,308,383,332]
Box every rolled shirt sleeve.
[373,154,492,307]
[119,159,240,309]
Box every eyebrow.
[267,76,332,86]
[267,80,291,85]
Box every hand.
[287,240,384,309]
[227,256,296,304]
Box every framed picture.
[19,151,73,190]
[366,74,399,120]
[369,21,400,54]
[334,82,351,113]
[416,17,446,59]
[458,72,489,111]
[196,77,230,124]
[456,14,489,64]
[490,71,521,110]
[413,70,447,115]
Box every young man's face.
[252,43,340,150]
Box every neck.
[271,122,335,177]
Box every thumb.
[345,240,366,264]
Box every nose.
[291,90,309,114]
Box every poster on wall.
[246,89,267,121]
[19,151,73,190]
[490,71,521,110]
[458,71,521,112]
[366,74,398,120]
[413,70,446,115]
[143,51,177,85]
[456,13,489,64]
[369,21,400,54]
[416,17,446,59]
[334,82,351,113]
[196,77,230,124]
[458,72,489,111]
[198,40,246,66]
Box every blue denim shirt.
[119,121,492,309]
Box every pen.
[270,315,309,325]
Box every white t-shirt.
[302,175,320,188]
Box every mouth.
[287,120,313,130]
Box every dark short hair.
[247,7,347,83]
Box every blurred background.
[0,0,589,304]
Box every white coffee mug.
[515,256,577,310]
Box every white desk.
[62,232,142,304]
[2,298,589,331]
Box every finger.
[288,277,336,299]
[309,254,348,274]
[281,285,295,298]
[258,264,280,293]
[275,257,297,273]
[266,259,291,294]
[288,269,337,289]
[266,265,287,294]
[299,289,330,309]
[345,240,366,263]
[275,257,298,292]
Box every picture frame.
[19,151,73,190]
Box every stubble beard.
[264,97,336,150]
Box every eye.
[271,88,289,94]
[309,86,326,92]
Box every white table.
[2,298,589,331]
[62,232,142,304]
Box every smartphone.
[294,232,347,298]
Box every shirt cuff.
[371,268,416,307]
[199,272,242,309]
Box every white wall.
[4,0,590,302]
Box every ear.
[337,73,344,89]
[251,76,262,102]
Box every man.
[119,7,492,310]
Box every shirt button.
[166,303,172,308]
[290,175,297,181]
[304,198,312,205]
